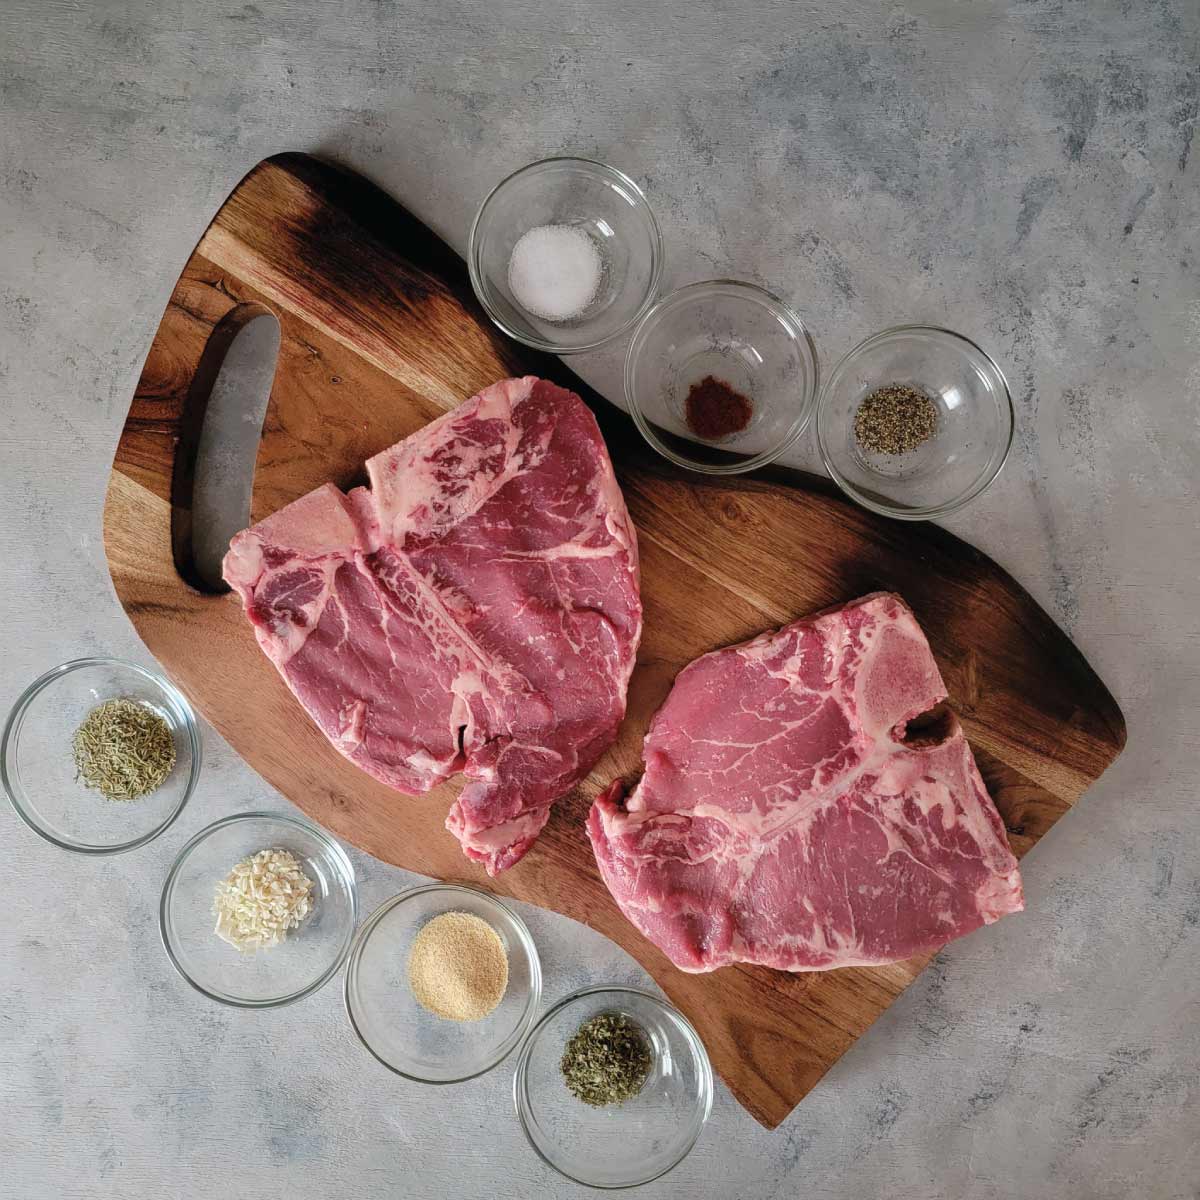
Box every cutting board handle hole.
[171,305,280,594]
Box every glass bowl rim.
[815,322,1016,521]
[1,655,202,855]
[512,982,715,1190]
[343,882,543,1084]
[623,278,821,476]
[468,155,665,354]
[159,809,359,1009]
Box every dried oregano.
[560,1011,653,1106]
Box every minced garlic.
[213,848,315,953]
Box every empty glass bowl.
[469,156,663,353]
[513,985,713,1189]
[2,657,200,854]
[816,325,1014,519]
[160,812,358,1007]
[624,279,820,474]
[344,884,541,1083]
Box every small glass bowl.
[469,156,663,353]
[344,884,541,1083]
[160,812,358,1008]
[816,325,1014,519]
[513,985,713,1189]
[624,279,820,474]
[2,657,200,854]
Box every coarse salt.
[507,224,602,322]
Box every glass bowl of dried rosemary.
[2,657,201,854]
[816,325,1015,520]
[513,985,713,1189]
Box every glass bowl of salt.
[469,157,663,353]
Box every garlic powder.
[213,848,315,953]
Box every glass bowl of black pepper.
[816,325,1015,520]
[1,657,201,854]
[513,985,713,1189]
[624,279,820,474]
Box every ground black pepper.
[854,383,938,455]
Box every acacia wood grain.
[102,153,1125,1129]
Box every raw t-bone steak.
[588,593,1022,971]
[224,377,641,874]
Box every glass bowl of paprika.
[624,279,820,474]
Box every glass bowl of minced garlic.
[344,883,541,1083]
[159,812,358,1007]
[2,657,201,854]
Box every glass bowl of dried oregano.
[816,325,1015,520]
[2,657,201,854]
[513,985,713,1188]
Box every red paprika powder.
[684,375,753,440]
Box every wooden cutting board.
[103,153,1125,1129]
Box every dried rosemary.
[854,383,938,455]
[71,698,176,801]
[560,1012,653,1107]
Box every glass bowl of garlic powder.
[344,883,541,1083]
[469,157,663,353]
[159,811,358,1007]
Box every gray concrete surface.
[2,1,1197,1197]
